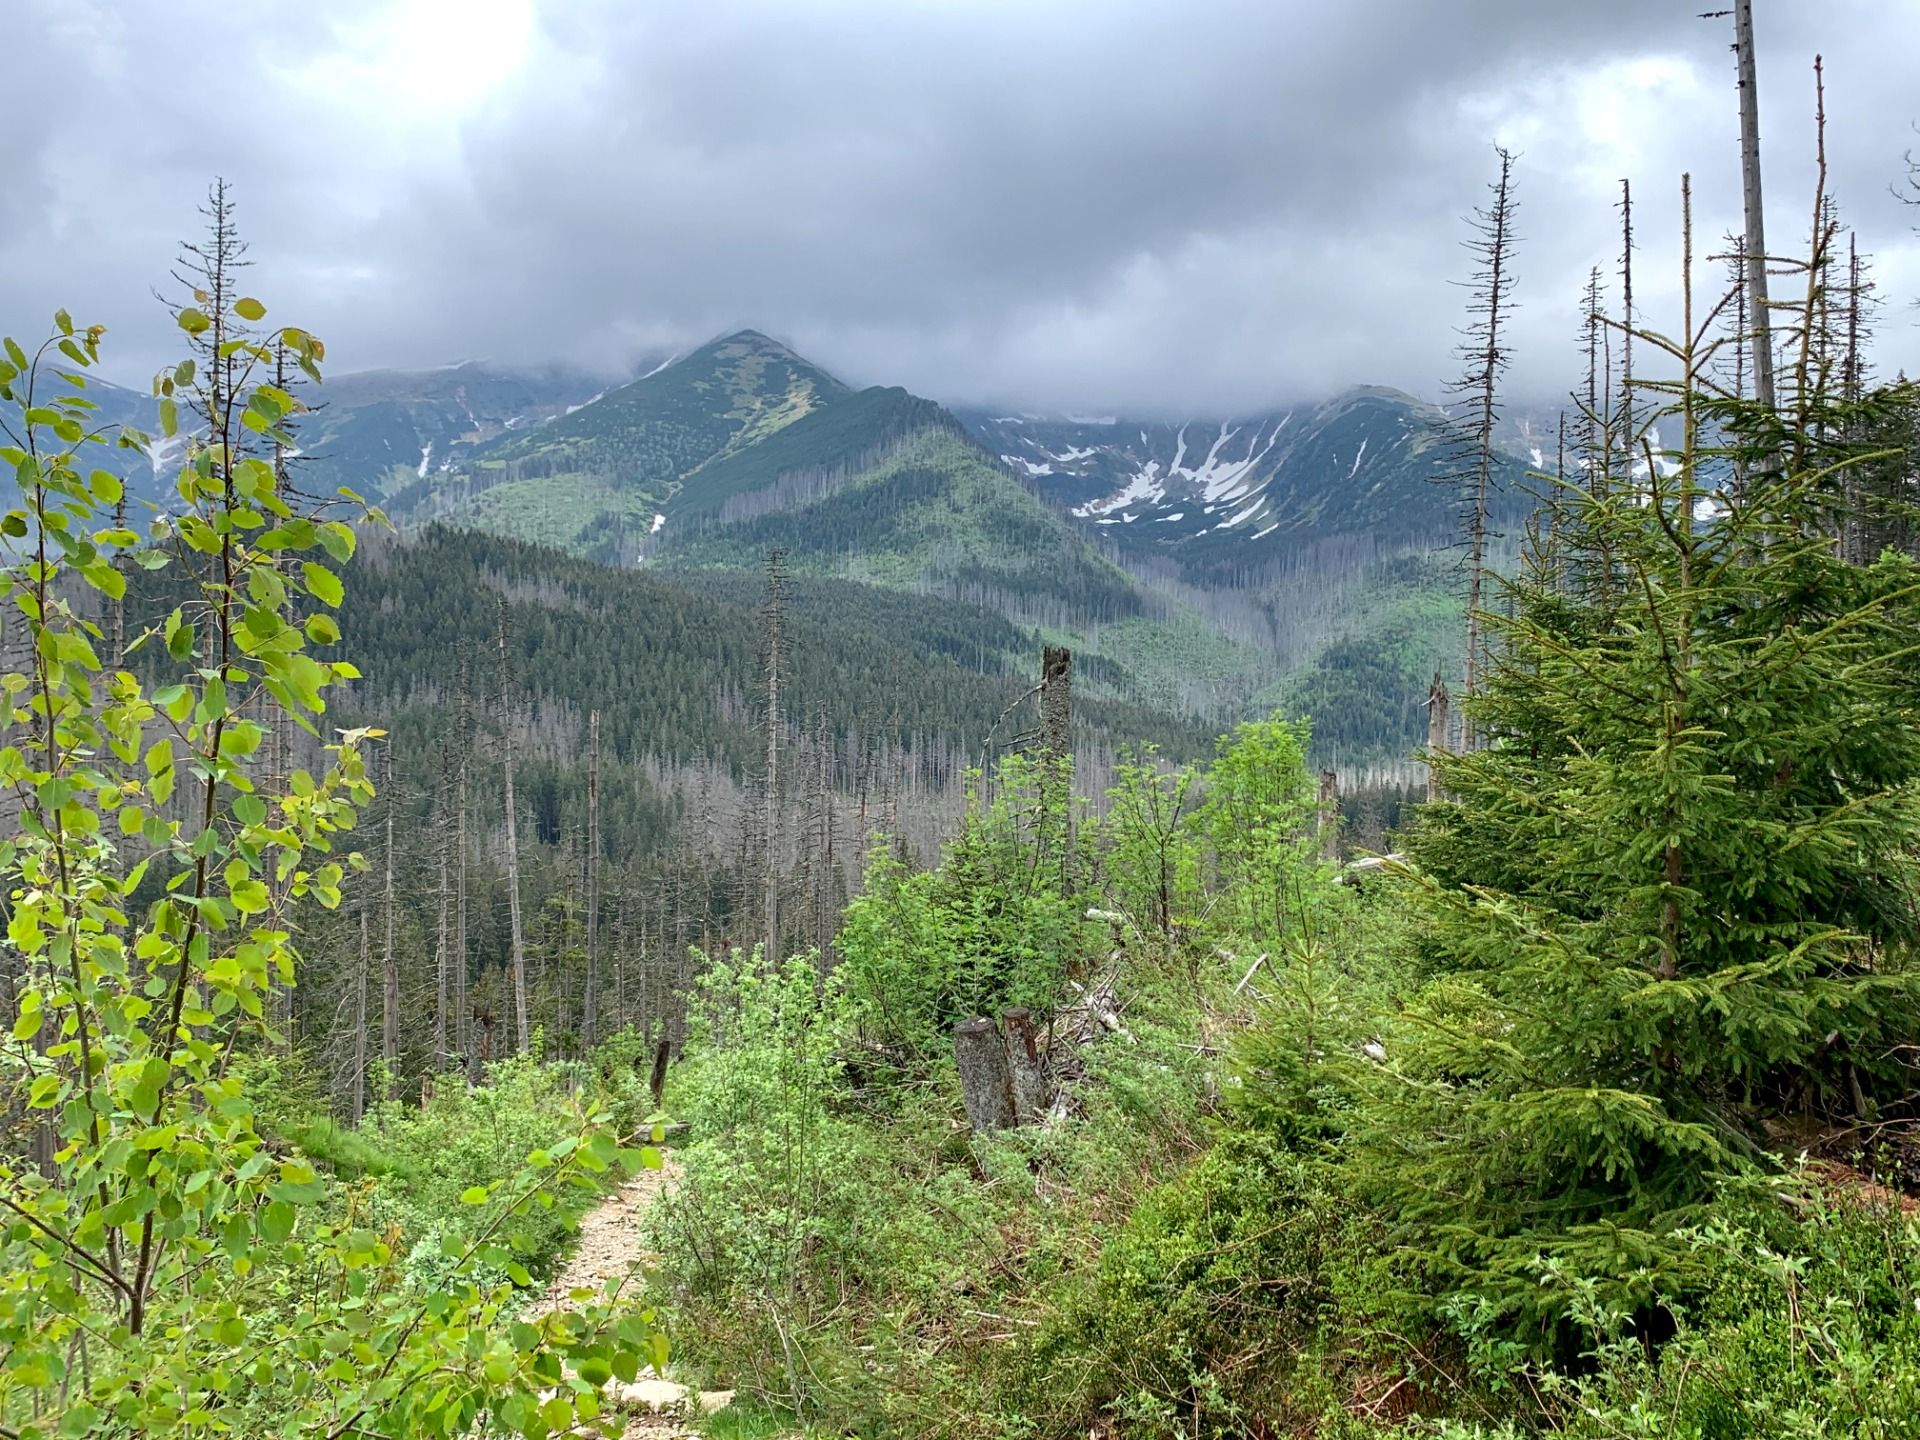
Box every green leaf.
[460,1185,489,1204]
[319,521,357,563]
[234,297,266,322]
[302,562,344,607]
[177,308,211,335]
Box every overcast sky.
[7,0,1919,414]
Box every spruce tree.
[1361,171,1920,1334]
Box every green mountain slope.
[293,360,611,494]
[388,331,1150,624]
[662,409,1143,622]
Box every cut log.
[953,1017,1016,1133]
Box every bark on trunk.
[350,909,369,1126]
[1426,674,1451,804]
[381,753,399,1091]
[954,1017,1017,1134]
[1734,0,1776,416]
[498,604,529,1052]
[584,710,601,1049]
[1317,768,1340,863]
[1002,1008,1048,1124]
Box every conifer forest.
[6,1,1920,1435]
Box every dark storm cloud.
[4,0,1917,414]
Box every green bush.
[839,755,1090,1061]
[1426,1189,1920,1438]
[653,954,979,1417]
[1017,1136,1349,1439]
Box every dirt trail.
[532,1154,732,1438]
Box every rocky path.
[531,1154,734,1438]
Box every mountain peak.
[702,328,808,362]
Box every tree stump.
[1002,1008,1048,1123]
[953,1017,1016,1133]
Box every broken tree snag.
[649,1033,672,1110]
[1425,672,1451,804]
[1039,644,1075,884]
[1002,1008,1048,1123]
[1317,768,1340,863]
[1040,645,1072,760]
[954,1017,1017,1134]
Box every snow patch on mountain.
[1075,460,1162,518]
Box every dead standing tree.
[761,550,785,965]
[497,599,529,1052]
[1425,673,1451,805]
[1437,146,1519,746]
[583,709,602,1048]
[1733,0,1778,417]
[1038,644,1074,888]
[1317,768,1340,863]
[380,746,399,1095]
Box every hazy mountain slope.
[385,331,847,556]
[293,360,616,494]
[64,361,626,509]
[962,387,1533,581]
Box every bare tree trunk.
[1460,149,1517,725]
[584,710,601,1049]
[498,601,529,1052]
[381,750,399,1092]
[1425,674,1451,805]
[1735,0,1776,415]
[1040,644,1074,884]
[434,834,451,1073]
[470,1008,493,1087]
[454,729,469,1072]
[762,550,785,964]
[1317,768,1340,863]
[618,898,633,1033]
[1841,232,1866,562]
[351,908,369,1126]
[953,1018,1016,1134]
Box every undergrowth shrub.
[653,952,1002,1423]
[1013,1135,1351,1439]
[1423,1187,1920,1438]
